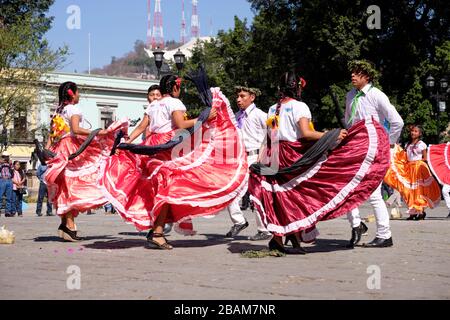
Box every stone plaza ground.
[0,201,449,300]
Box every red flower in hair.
[176,77,182,87]
[67,89,74,97]
[299,77,307,89]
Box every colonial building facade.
[5,72,157,168]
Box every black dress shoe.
[225,220,249,238]
[363,237,393,248]
[346,222,368,248]
[406,215,416,220]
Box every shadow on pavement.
[32,235,117,242]
[225,239,352,254]
[227,242,268,254]
[118,232,148,237]
[202,233,249,241]
[83,238,146,250]
[304,238,352,253]
[166,238,227,248]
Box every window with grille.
[97,103,117,129]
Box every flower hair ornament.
[67,89,74,97]
[299,77,307,89]
[176,77,182,88]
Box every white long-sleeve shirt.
[345,83,404,144]
[235,103,267,152]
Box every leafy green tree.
[0,0,55,40]
[184,0,449,141]
[0,11,67,130]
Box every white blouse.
[267,100,312,142]
[61,104,89,133]
[406,141,427,161]
[145,96,187,133]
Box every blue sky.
[45,0,255,73]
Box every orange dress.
[384,143,441,214]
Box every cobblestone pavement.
[0,201,449,300]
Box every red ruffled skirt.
[44,120,128,217]
[249,117,390,238]
[98,88,248,234]
[384,145,441,214]
[427,142,450,185]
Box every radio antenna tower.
[190,0,200,39]
[147,0,152,48]
[152,0,164,49]
[180,0,187,44]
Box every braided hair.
[159,74,181,97]
[49,82,77,143]
[55,81,78,114]
[272,71,303,127]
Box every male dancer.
[225,86,272,241]
[345,60,404,248]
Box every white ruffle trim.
[252,116,380,234]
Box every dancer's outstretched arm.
[70,115,107,136]
[172,109,217,129]
[126,115,150,143]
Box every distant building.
[144,36,213,62]
[6,72,157,170]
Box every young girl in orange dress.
[384,125,441,220]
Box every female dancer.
[248,71,391,253]
[44,81,127,241]
[384,125,441,220]
[99,72,248,250]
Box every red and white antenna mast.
[147,0,152,49]
[152,0,164,49]
[190,0,200,39]
[180,0,187,44]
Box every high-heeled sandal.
[269,238,287,253]
[59,225,81,242]
[284,233,301,248]
[284,233,307,254]
[147,232,173,250]
[58,219,79,238]
[269,238,306,255]
[414,212,426,220]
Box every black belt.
[247,149,259,156]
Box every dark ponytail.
[278,71,302,100]
[272,71,303,126]
[56,81,78,114]
[159,74,181,96]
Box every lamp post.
[152,47,165,80]
[173,49,186,72]
[425,75,448,141]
